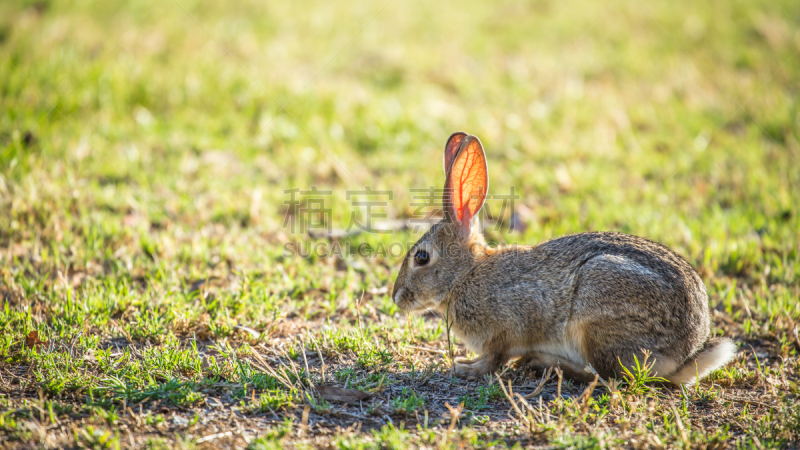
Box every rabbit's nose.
[393,286,405,305]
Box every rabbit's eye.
[414,250,430,266]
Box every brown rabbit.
[392,132,736,384]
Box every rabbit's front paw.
[454,355,496,380]
[454,362,481,380]
[454,356,480,365]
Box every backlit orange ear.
[443,131,467,175]
[444,135,488,228]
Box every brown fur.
[392,132,737,384]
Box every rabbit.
[391,132,736,384]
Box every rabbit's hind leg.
[514,351,595,384]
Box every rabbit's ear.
[444,131,467,175]
[444,135,488,229]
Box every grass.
[459,384,505,412]
[390,387,425,417]
[1,0,799,447]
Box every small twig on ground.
[554,367,564,398]
[251,349,295,391]
[671,406,689,445]
[308,333,326,383]
[579,374,600,415]
[300,405,311,438]
[497,374,529,427]
[301,341,311,379]
[442,402,464,447]
[524,367,554,399]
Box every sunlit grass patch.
[251,390,297,413]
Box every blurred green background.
[1,0,799,330]
[1,0,799,446]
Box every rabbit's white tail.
[666,337,737,385]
